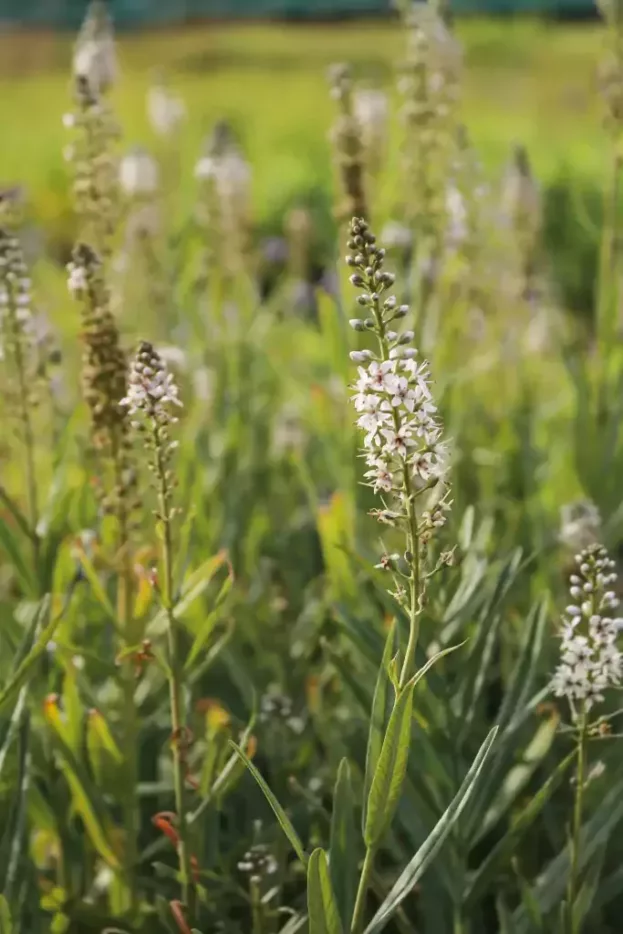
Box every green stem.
[250,878,264,934]
[154,422,195,921]
[596,146,622,370]
[111,434,139,913]
[12,326,39,573]
[351,847,375,934]
[568,708,588,934]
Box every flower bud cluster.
[120,342,182,506]
[63,76,121,258]
[346,218,451,542]
[551,544,623,715]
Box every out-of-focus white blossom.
[73,1,117,93]
[353,88,388,175]
[119,147,159,197]
[560,501,602,552]
[380,221,413,251]
[147,82,186,136]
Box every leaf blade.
[307,848,343,934]
[364,726,498,934]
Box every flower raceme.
[551,544,623,715]
[346,217,450,537]
[121,341,183,422]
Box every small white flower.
[119,147,159,197]
[120,341,183,419]
[364,458,394,493]
[147,83,186,136]
[67,262,88,296]
[551,543,622,716]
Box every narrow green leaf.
[184,573,233,671]
[364,727,497,934]
[44,711,120,870]
[364,680,415,848]
[307,848,343,934]
[76,550,117,624]
[496,598,548,731]
[572,844,605,931]
[2,718,30,899]
[0,687,27,779]
[0,596,56,716]
[362,621,396,835]
[176,551,230,618]
[229,741,307,865]
[476,714,560,842]
[329,759,356,930]
[0,515,34,596]
[464,750,575,907]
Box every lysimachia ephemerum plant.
[551,543,623,933]
[231,218,497,934]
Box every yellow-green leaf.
[307,848,343,934]
[364,680,415,848]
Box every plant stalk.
[154,423,195,920]
[567,707,588,934]
[351,847,375,934]
[111,432,140,913]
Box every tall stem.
[13,330,39,572]
[154,422,195,919]
[111,434,139,911]
[568,708,588,934]
[596,148,622,372]
[351,847,375,934]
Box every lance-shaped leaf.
[230,741,307,865]
[307,848,343,934]
[364,727,497,934]
[329,759,357,929]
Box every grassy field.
[0,20,609,223]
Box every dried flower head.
[328,63,368,222]
[194,126,252,281]
[353,88,389,178]
[67,242,136,520]
[0,228,33,368]
[73,0,117,94]
[501,144,541,299]
[346,218,451,562]
[398,4,462,242]
[597,0,623,134]
[551,544,622,717]
[64,75,121,258]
